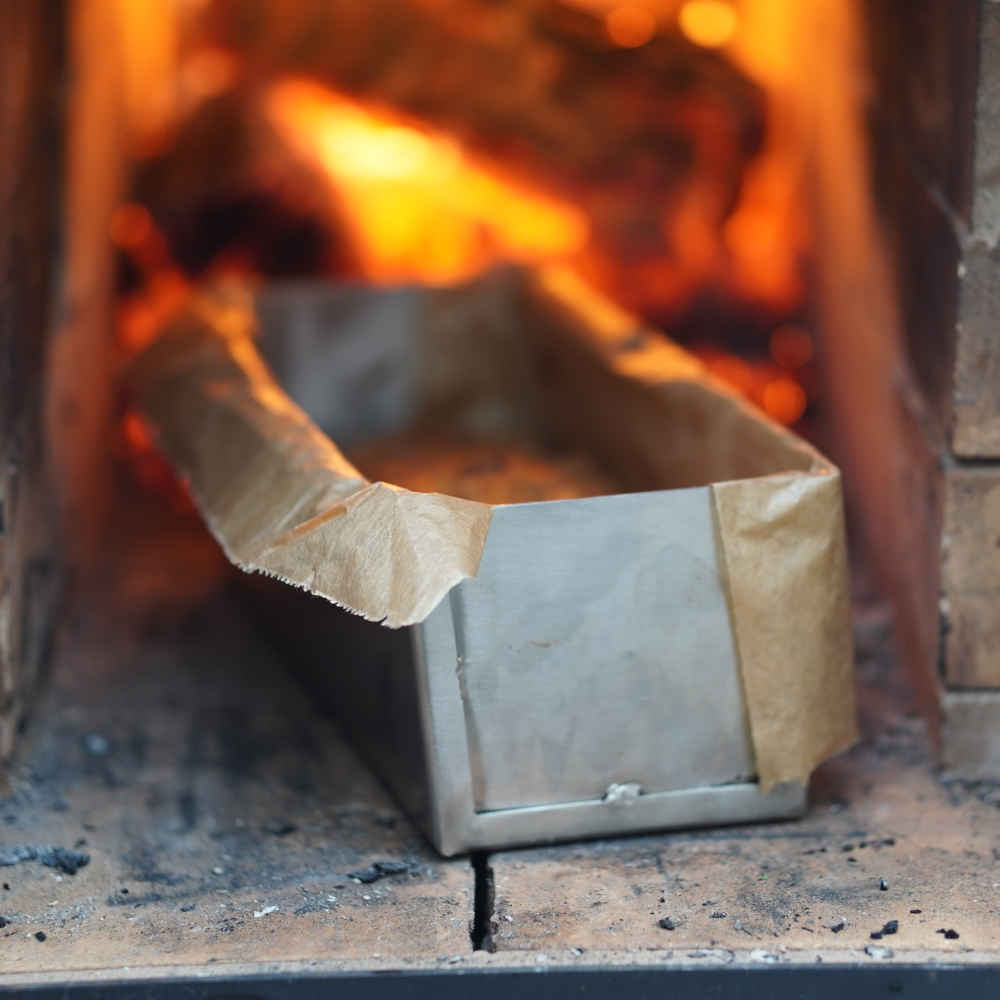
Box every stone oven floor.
[1,566,999,991]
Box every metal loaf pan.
[241,267,852,855]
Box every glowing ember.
[769,324,813,370]
[110,201,192,354]
[694,345,808,425]
[605,5,659,47]
[119,409,195,513]
[761,376,807,426]
[264,80,589,285]
[678,0,739,49]
[111,202,156,252]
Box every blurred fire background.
[110,0,850,435]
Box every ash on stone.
[865,944,893,959]
[38,846,89,875]
[0,845,90,876]
[870,920,899,940]
[347,860,418,884]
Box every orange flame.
[264,80,589,285]
[116,0,823,429]
[111,201,191,356]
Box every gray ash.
[870,920,899,940]
[347,860,419,884]
[0,845,90,876]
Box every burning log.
[135,0,768,320]
[126,92,361,285]
[197,0,764,185]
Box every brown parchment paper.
[713,471,858,792]
[130,270,857,790]
[128,291,492,628]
